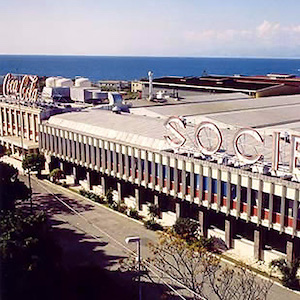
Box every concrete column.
[254,227,264,261]
[154,194,160,216]
[257,180,263,225]
[91,140,96,166]
[59,161,65,172]
[3,108,7,135]
[112,143,117,174]
[176,200,183,219]
[124,146,129,179]
[144,151,149,185]
[86,170,93,190]
[138,149,142,185]
[101,176,107,195]
[117,181,122,204]
[14,110,18,136]
[280,186,287,233]
[62,136,67,157]
[24,112,29,139]
[173,159,178,195]
[85,143,90,165]
[107,145,112,174]
[226,171,231,215]
[181,160,186,199]
[158,154,163,192]
[32,115,37,142]
[286,239,299,265]
[66,136,71,157]
[119,146,123,177]
[198,165,204,204]
[101,146,106,172]
[50,132,54,153]
[225,217,234,249]
[27,113,31,140]
[207,167,212,208]
[246,177,252,221]
[72,166,79,185]
[58,132,63,155]
[198,209,208,238]
[152,158,156,191]
[131,149,135,181]
[135,187,142,210]
[166,157,170,195]
[268,183,274,229]
[44,154,51,174]
[292,189,299,237]
[190,162,195,203]
[217,168,222,211]
[96,141,101,171]
[8,109,13,135]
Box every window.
[221,181,227,197]
[163,165,167,179]
[251,190,258,206]
[203,177,208,191]
[241,187,247,203]
[212,179,217,194]
[231,184,237,199]
[262,192,269,209]
[273,195,281,213]
[195,174,200,188]
[186,172,190,186]
[170,167,174,181]
[148,161,152,175]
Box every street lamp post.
[125,236,142,300]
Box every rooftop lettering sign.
[2,73,39,102]
[164,116,300,175]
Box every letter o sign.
[195,122,222,155]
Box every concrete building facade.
[39,101,300,264]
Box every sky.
[1,0,300,57]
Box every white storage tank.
[75,77,91,87]
[56,78,73,87]
[45,77,58,88]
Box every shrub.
[109,201,119,210]
[118,204,128,214]
[147,203,160,220]
[106,188,114,205]
[144,219,163,231]
[62,182,68,188]
[49,168,65,183]
[173,217,200,242]
[270,258,300,289]
[128,208,139,219]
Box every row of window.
[42,133,299,220]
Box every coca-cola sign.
[2,73,39,102]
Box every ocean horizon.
[1,55,300,81]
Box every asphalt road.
[21,175,300,300]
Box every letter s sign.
[164,117,186,148]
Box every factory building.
[39,91,300,265]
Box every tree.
[146,231,273,300]
[0,144,7,157]
[49,168,65,183]
[0,162,30,210]
[22,153,46,177]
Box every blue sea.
[1,55,300,81]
